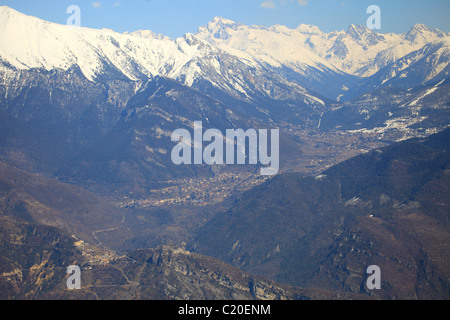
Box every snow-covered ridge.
[0,6,221,83]
[196,16,450,77]
[0,5,448,95]
[197,16,337,71]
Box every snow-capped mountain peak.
[295,24,323,35]
[0,6,448,102]
[405,23,447,43]
[209,16,240,27]
[346,24,369,37]
[0,6,220,83]
[199,16,244,40]
[125,29,170,41]
[196,16,449,80]
[346,24,385,44]
[197,17,338,70]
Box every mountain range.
[0,5,449,300]
[0,6,448,186]
[1,7,448,99]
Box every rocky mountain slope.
[2,128,448,300]
[0,215,81,299]
[0,5,448,149]
[0,218,364,300]
[0,5,449,300]
[192,128,450,299]
[0,6,326,105]
[0,6,448,189]
[197,18,449,99]
[0,161,127,247]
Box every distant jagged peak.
[408,23,437,33]
[295,23,323,35]
[405,23,446,42]
[125,29,170,41]
[346,24,369,34]
[181,32,213,47]
[204,16,243,31]
[346,24,378,38]
[210,16,239,26]
[197,17,243,40]
[344,24,385,45]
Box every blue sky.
[2,0,449,38]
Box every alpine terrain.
[0,5,449,300]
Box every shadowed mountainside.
[192,128,450,299]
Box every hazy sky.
[2,0,449,38]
